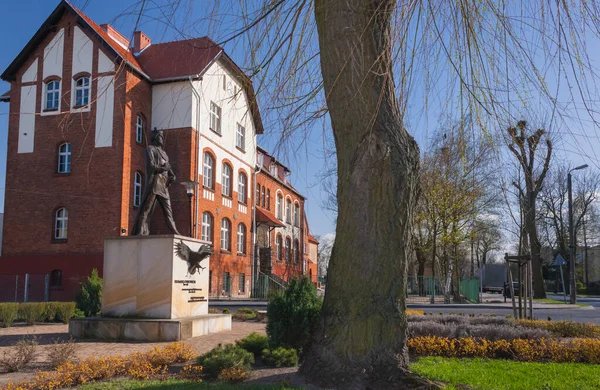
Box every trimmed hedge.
[0,302,78,327]
[196,343,254,379]
[261,347,299,367]
[409,336,600,363]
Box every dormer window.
[45,81,60,110]
[74,77,90,107]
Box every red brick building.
[254,147,319,284]
[0,1,269,301]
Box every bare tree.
[507,121,552,298]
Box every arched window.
[50,269,62,287]
[222,163,232,197]
[261,187,266,208]
[256,183,261,205]
[286,198,292,224]
[294,202,300,227]
[58,143,72,173]
[201,212,213,242]
[276,193,283,220]
[276,234,283,261]
[74,76,90,107]
[203,152,214,189]
[293,239,300,264]
[237,223,246,254]
[54,208,68,239]
[135,115,144,144]
[266,189,271,210]
[45,80,60,110]
[133,171,143,207]
[285,237,291,262]
[221,218,231,251]
[238,172,247,203]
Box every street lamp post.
[568,164,588,304]
[181,180,198,238]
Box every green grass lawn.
[81,379,295,390]
[411,357,600,390]
[534,298,589,307]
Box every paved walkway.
[0,321,266,386]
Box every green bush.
[233,308,257,321]
[266,277,322,353]
[222,308,231,314]
[55,302,76,324]
[576,282,585,292]
[73,308,85,319]
[18,303,45,325]
[0,303,19,328]
[235,332,269,357]
[43,302,59,322]
[196,343,254,379]
[76,269,103,317]
[261,347,299,367]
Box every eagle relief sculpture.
[174,241,213,276]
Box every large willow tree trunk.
[301,1,427,388]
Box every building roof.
[0,0,264,134]
[255,208,284,228]
[0,91,9,102]
[308,234,319,245]
[136,37,222,81]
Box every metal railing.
[253,272,287,299]
[406,276,480,303]
[0,274,50,302]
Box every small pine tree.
[266,277,322,354]
[75,269,103,317]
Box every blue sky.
[0,0,338,236]
[2,1,600,240]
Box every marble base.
[102,235,211,319]
[68,314,232,341]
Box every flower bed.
[408,336,600,363]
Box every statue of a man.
[133,129,180,236]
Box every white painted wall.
[43,28,64,80]
[152,82,193,130]
[97,50,114,73]
[72,26,92,76]
[18,85,36,153]
[95,76,115,147]
[21,59,38,83]
[194,60,256,171]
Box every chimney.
[133,31,151,54]
[99,24,130,50]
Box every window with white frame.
[54,208,68,239]
[285,237,291,262]
[209,101,221,134]
[276,235,282,261]
[202,212,213,242]
[294,239,300,263]
[294,202,300,227]
[133,172,142,207]
[45,81,60,110]
[237,223,246,254]
[57,143,72,173]
[135,115,144,143]
[236,123,245,151]
[203,152,214,189]
[266,189,270,210]
[221,218,231,251]
[222,163,232,197]
[74,77,90,107]
[276,193,283,220]
[286,198,292,224]
[238,172,247,203]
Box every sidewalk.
[209,300,593,310]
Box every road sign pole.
[559,265,567,303]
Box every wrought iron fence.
[406,276,480,303]
[208,273,252,299]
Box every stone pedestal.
[102,235,210,319]
[69,235,231,341]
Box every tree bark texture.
[301,1,428,388]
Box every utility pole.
[568,164,588,304]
